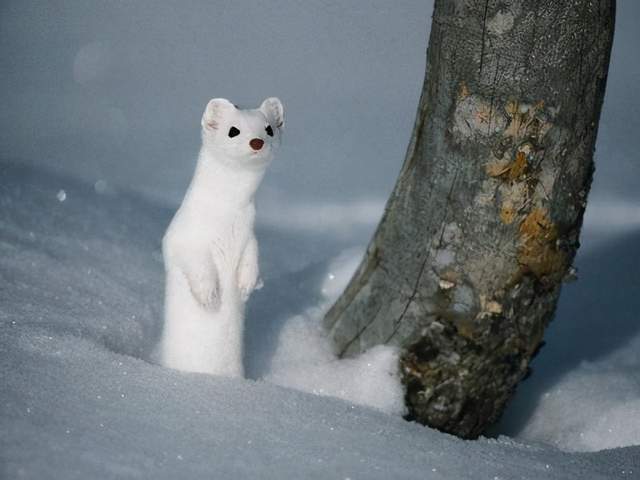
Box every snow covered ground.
[2,162,639,479]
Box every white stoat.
[159,97,284,376]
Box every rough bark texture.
[324,0,615,438]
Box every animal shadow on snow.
[244,225,348,379]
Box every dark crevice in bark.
[337,302,384,357]
[384,256,429,344]
[478,0,490,76]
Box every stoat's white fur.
[160,97,284,376]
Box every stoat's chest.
[171,203,254,269]
[207,210,253,265]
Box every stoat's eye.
[265,125,274,137]
[228,126,240,138]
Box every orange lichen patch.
[520,208,557,242]
[503,100,548,142]
[486,150,528,181]
[508,151,528,181]
[500,203,517,224]
[517,208,566,280]
[499,182,528,224]
[486,158,511,177]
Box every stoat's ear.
[202,98,236,130]
[259,97,284,129]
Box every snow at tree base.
[2,163,639,479]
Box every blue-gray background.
[2,0,637,206]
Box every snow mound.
[267,311,405,415]
[264,247,405,415]
[516,365,640,451]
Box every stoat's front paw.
[187,271,221,311]
[238,275,261,302]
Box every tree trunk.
[324,0,615,439]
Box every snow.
[264,247,406,415]
[507,365,640,452]
[2,162,640,479]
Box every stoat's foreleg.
[179,249,221,311]
[237,237,261,302]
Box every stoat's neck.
[182,149,267,213]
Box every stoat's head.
[201,97,284,167]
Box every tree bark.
[324,0,615,439]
